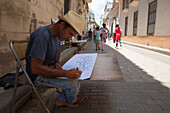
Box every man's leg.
[35,76,80,104]
[59,79,80,104]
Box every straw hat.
[58,11,84,35]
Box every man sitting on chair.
[25,11,88,108]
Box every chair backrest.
[9,40,51,113]
[9,40,28,60]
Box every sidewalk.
[122,41,170,56]
[53,40,170,113]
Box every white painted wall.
[119,0,170,36]
[127,6,134,36]
[137,0,148,36]
[155,0,170,36]
[119,0,126,36]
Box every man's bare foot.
[55,99,68,106]
[55,99,79,108]
[67,103,79,108]
[76,96,88,104]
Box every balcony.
[130,0,139,7]
[122,0,129,14]
[122,8,129,13]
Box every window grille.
[64,0,69,15]
[133,11,138,36]
[125,17,128,36]
[123,0,129,10]
[147,0,157,35]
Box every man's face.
[59,26,77,41]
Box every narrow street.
[1,0,170,113]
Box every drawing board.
[57,53,98,80]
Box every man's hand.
[54,62,62,70]
[65,68,82,79]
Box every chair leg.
[30,82,51,113]
[46,88,60,106]
[11,63,20,113]
[18,62,51,113]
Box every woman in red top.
[114,24,121,49]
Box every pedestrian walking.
[88,29,92,41]
[119,29,122,47]
[114,24,121,49]
[101,23,109,51]
[108,30,110,41]
[93,29,96,41]
[25,11,88,108]
[82,31,86,40]
[94,27,102,51]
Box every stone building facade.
[0,0,90,77]
[104,0,119,35]
[106,0,170,50]
[119,0,170,49]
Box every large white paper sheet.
[57,53,98,80]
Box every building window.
[123,0,129,10]
[64,0,69,15]
[125,17,128,36]
[147,0,157,35]
[133,11,138,36]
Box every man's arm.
[30,57,82,79]
[56,48,60,63]
[54,48,62,70]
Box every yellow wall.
[0,0,64,76]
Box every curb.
[122,41,170,56]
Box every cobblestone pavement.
[54,81,170,113]
[53,40,170,113]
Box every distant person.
[94,27,102,51]
[88,29,92,41]
[93,29,96,41]
[101,23,109,51]
[77,34,81,40]
[108,30,110,41]
[82,31,86,40]
[114,24,121,49]
[119,29,122,47]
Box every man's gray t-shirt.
[25,26,60,81]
